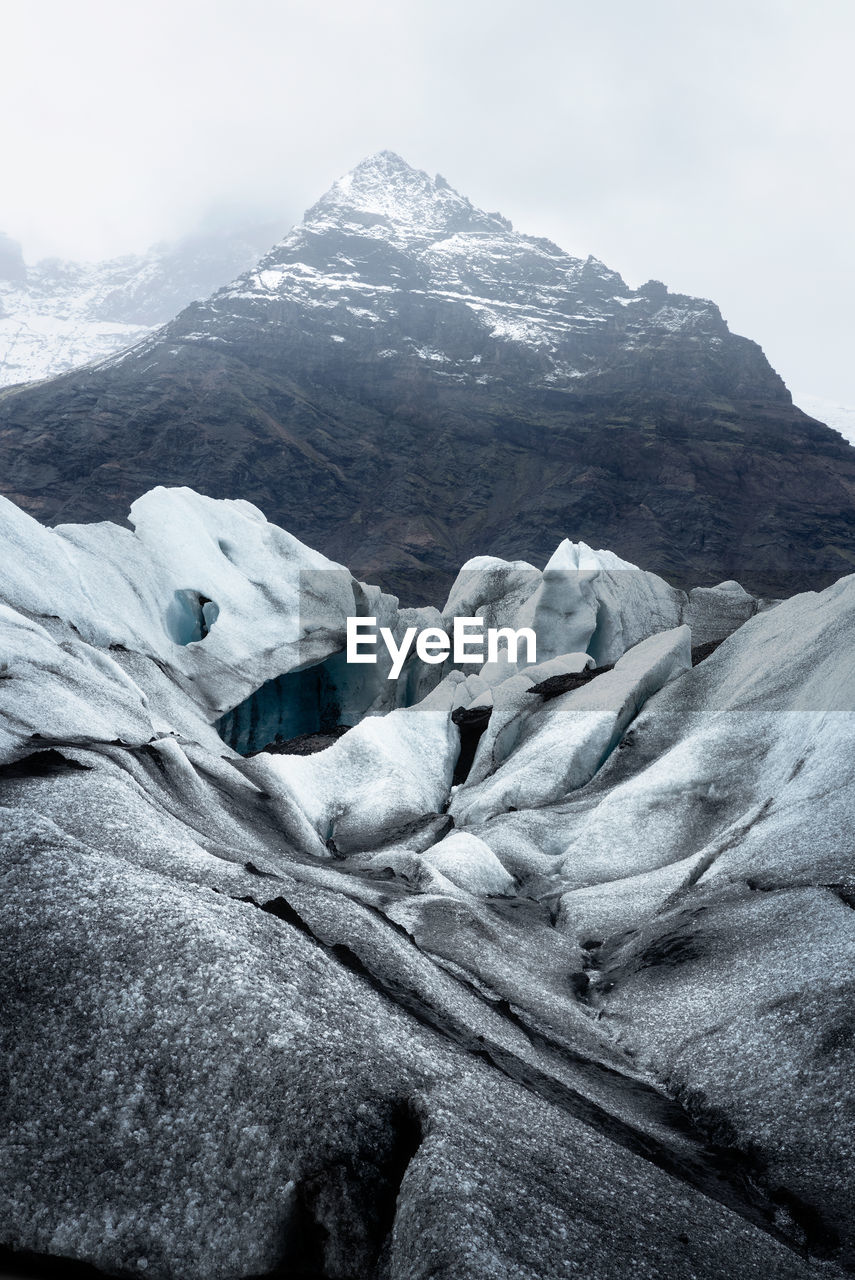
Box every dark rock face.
[1,151,854,602]
[451,704,493,783]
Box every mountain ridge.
[193,150,782,399]
[0,151,853,603]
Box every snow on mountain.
[202,151,729,386]
[0,261,151,387]
[308,149,514,240]
[2,151,848,606]
[0,223,281,387]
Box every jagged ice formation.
[1,488,854,1279]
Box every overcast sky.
[3,0,853,402]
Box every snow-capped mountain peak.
[2,151,850,610]
[304,150,513,243]
[208,151,736,391]
[2,153,746,395]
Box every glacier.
[0,486,853,1280]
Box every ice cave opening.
[216,653,347,755]
[214,642,440,756]
[166,589,220,645]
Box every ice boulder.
[0,605,162,763]
[421,830,516,896]
[450,626,692,825]
[455,652,595,791]
[516,540,685,667]
[442,555,542,632]
[258,677,463,856]
[443,540,765,676]
[683,579,764,646]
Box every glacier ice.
[0,486,853,1280]
[259,678,461,857]
[449,627,692,826]
[421,830,516,897]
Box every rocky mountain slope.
[794,392,855,447]
[0,221,280,387]
[1,487,853,1279]
[1,153,853,601]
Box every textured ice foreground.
[0,488,852,1280]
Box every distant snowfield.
[0,223,280,388]
[0,304,151,386]
[794,392,855,446]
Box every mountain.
[1,151,854,601]
[0,220,282,387]
[793,392,855,447]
